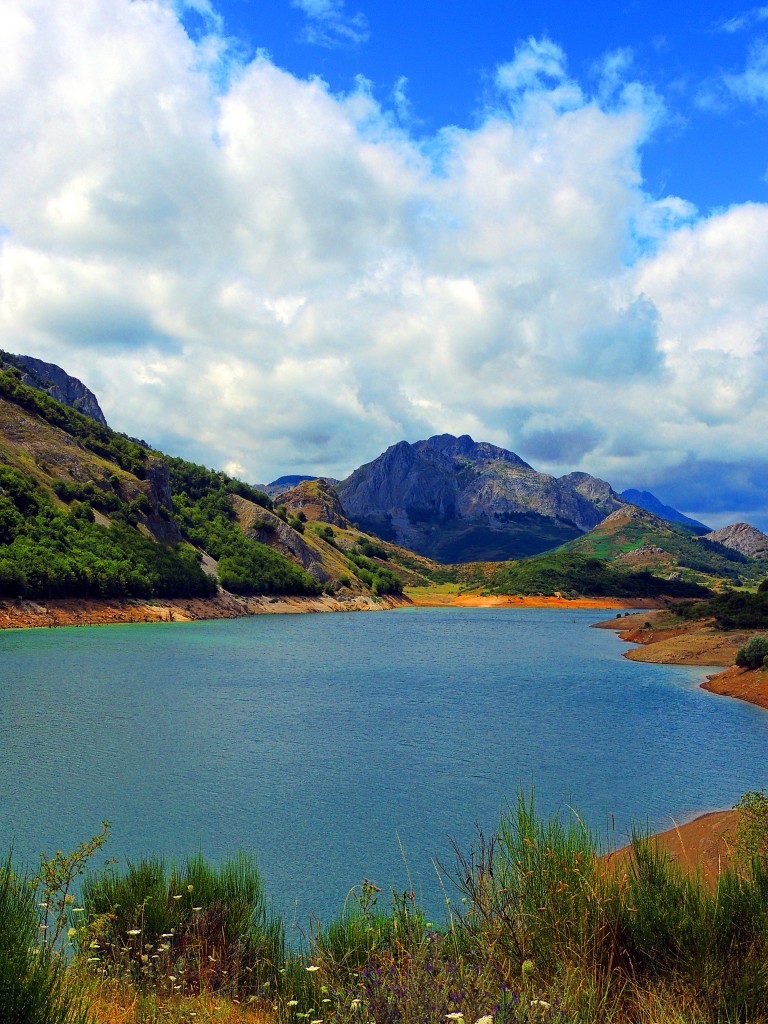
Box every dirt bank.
[0,591,410,629]
[595,608,768,711]
[409,592,664,610]
[608,809,740,885]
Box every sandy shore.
[608,808,740,885]
[0,591,410,629]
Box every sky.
[1,0,768,527]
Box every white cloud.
[715,5,768,34]
[291,0,370,48]
[1,1,768,522]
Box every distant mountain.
[619,489,709,533]
[0,350,108,425]
[258,474,339,499]
[336,433,626,562]
[705,523,768,560]
[559,505,764,588]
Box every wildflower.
[306,964,320,972]
[172,894,182,900]
[351,1000,361,1009]
[161,933,174,938]
[127,929,141,936]
[530,1000,551,1010]
[445,1015,464,1021]
[72,907,84,913]
[288,1000,298,1007]
[192,906,202,911]
[187,884,194,892]
[67,928,77,939]
[64,893,75,903]
[521,959,536,979]
[475,1017,494,1024]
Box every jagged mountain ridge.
[335,433,628,562]
[0,350,108,425]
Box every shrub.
[0,858,89,1024]
[735,634,768,669]
[79,852,284,1000]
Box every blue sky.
[198,0,768,212]
[1,0,768,527]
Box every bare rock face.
[335,433,626,561]
[143,456,183,544]
[0,351,108,425]
[705,523,768,559]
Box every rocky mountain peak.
[0,350,108,425]
[705,522,768,559]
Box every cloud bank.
[1,0,767,525]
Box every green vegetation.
[0,365,149,477]
[0,386,324,601]
[485,552,709,599]
[735,634,768,669]
[674,588,768,629]
[80,852,284,997]
[169,468,320,597]
[0,859,89,1024]
[0,466,215,599]
[346,551,403,596]
[10,792,768,1024]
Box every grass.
[7,794,768,1024]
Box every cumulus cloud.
[0,0,767,526]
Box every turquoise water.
[1,607,767,925]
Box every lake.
[1,606,767,926]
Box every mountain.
[619,488,709,533]
[705,523,768,560]
[0,350,108,425]
[558,505,765,588]
[335,433,626,562]
[0,361,411,604]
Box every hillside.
[0,365,412,606]
[336,433,627,562]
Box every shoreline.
[595,608,768,711]
[0,591,410,629]
[407,591,664,610]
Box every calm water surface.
[2,607,767,924]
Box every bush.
[0,859,89,1024]
[79,852,284,998]
[735,634,768,669]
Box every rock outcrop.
[0,350,108,425]
[705,523,768,560]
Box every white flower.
[445,1015,464,1021]
[530,1000,551,1010]
[306,964,320,972]
[475,1017,494,1024]
[127,929,141,936]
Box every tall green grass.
[10,792,768,1023]
[78,851,284,999]
[0,858,89,1024]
